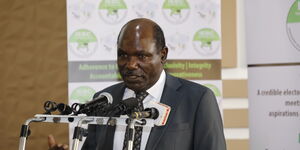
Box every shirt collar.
[146,70,166,102]
[123,70,166,103]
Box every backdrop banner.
[245,0,300,149]
[248,66,300,150]
[66,0,222,148]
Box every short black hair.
[152,23,166,51]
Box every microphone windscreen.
[57,103,73,115]
[98,92,113,104]
[43,101,57,114]
[86,92,113,106]
[144,108,159,119]
[121,97,138,109]
[109,98,138,116]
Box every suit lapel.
[145,74,183,150]
[110,82,126,106]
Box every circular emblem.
[286,0,300,51]
[69,29,98,58]
[162,0,190,24]
[100,32,118,52]
[192,28,220,56]
[194,1,219,23]
[98,0,128,24]
[132,0,158,18]
[167,32,189,54]
[70,86,96,103]
[68,0,95,23]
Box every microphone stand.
[126,118,136,150]
[18,114,154,150]
[72,117,93,150]
[19,117,46,150]
[125,118,147,150]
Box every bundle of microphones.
[43,92,166,121]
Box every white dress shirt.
[113,70,166,150]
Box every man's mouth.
[126,75,139,79]
[123,74,143,81]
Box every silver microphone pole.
[71,117,93,150]
[126,118,136,150]
[18,117,46,150]
[18,114,154,150]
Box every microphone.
[43,101,57,114]
[72,92,113,116]
[43,101,73,115]
[130,107,159,119]
[57,103,73,115]
[131,101,171,126]
[84,92,113,107]
[107,97,138,116]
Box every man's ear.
[160,47,168,64]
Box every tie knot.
[134,91,148,111]
[135,91,148,99]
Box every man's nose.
[126,57,138,70]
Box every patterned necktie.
[123,91,149,150]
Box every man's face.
[117,25,167,92]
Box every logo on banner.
[286,0,300,51]
[69,29,98,57]
[194,1,219,23]
[68,0,95,23]
[192,28,220,55]
[100,32,118,53]
[162,0,190,24]
[167,32,189,54]
[132,0,158,18]
[98,0,128,24]
[70,86,96,103]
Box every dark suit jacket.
[82,74,226,150]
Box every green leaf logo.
[69,29,98,57]
[163,0,190,15]
[193,28,220,48]
[98,0,128,24]
[70,29,97,47]
[286,0,300,51]
[162,0,190,24]
[99,0,127,15]
[192,28,221,56]
[70,86,96,103]
[287,0,300,23]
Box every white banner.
[246,0,300,150]
[248,66,300,150]
[66,0,222,148]
[245,0,300,65]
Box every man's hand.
[48,134,69,150]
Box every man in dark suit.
[49,18,226,150]
[81,18,226,150]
